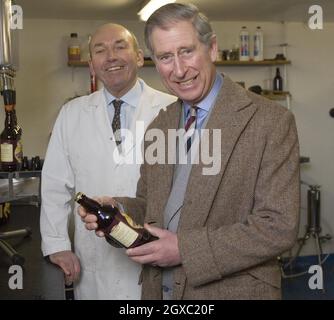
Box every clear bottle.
[75,192,158,249]
[68,33,81,61]
[253,26,264,61]
[0,110,18,172]
[273,67,283,91]
[239,26,250,61]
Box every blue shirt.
[183,73,223,129]
[104,79,142,132]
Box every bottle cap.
[70,33,78,38]
[75,192,84,202]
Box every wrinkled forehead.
[150,21,198,53]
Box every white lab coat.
[40,79,176,299]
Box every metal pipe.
[0,0,13,67]
[307,185,321,233]
[0,0,15,94]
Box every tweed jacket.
[120,75,300,300]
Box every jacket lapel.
[179,76,258,229]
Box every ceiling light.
[138,0,176,21]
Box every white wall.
[2,18,333,255]
[286,22,334,255]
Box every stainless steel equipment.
[0,0,31,266]
[0,0,15,94]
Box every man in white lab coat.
[40,23,176,299]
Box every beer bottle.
[273,67,283,91]
[75,192,158,249]
[0,110,18,172]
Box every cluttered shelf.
[68,59,291,67]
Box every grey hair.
[144,3,214,55]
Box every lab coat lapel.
[122,82,165,158]
[88,89,120,168]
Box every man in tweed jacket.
[79,3,300,299]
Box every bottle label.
[15,141,23,163]
[68,46,81,60]
[1,143,14,162]
[240,34,249,57]
[69,46,80,55]
[110,221,139,248]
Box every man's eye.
[115,44,127,50]
[159,55,172,63]
[180,49,193,56]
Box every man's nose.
[173,57,187,78]
[106,47,117,60]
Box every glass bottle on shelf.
[0,110,18,172]
[68,33,81,61]
[273,67,283,91]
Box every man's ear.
[209,35,218,62]
[88,60,96,76]
[137,49,144,68]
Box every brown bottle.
[0,110,18,172]
[273,67,283,91]
[75,192,158,249]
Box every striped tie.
[112,99,123,146]
[184,106,198,152]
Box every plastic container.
[253,26,264,61]
[68,33,81,61]
[239,26,250,61]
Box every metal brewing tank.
[0,0,12,67]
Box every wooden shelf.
[261,90,291,101]
[215,59,291,66]
[68,59,291,67]
[68,60,89,67]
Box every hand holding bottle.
[76,193,157,248]
[77,195,116,237]
[126,224,182,268]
